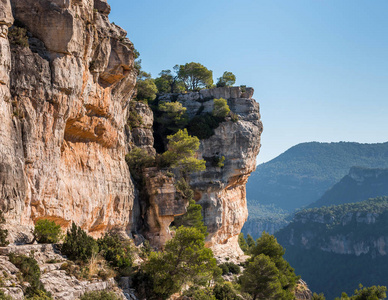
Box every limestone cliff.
[157,88,263,257]
[0,0,137,236]
[0,0,263,256]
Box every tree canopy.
[143,226,219,299]
[240,254,283,300]
[213,98,230,118]
[178,62,213,91]
[136,71,157,101]
[162,129,206,175]
[216,71,236,87]
[154,67,185,94]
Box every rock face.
[0,244,135,300]
[0,0,263,257]
[0,0,137,236]
[159,87,263,256]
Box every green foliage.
[183,286,216,300]
[246,232,299,299]
[80,290,121,300]
[136,72,158,101]
[218,262,240,275]
[0,290,12,300]
[8,26,29,48]
[154,68,185,94]
[240,254,283,300]
[142,227,219,299]
[25,290,53,300]
[212,98,230,118]
[61,223,98,263]
[216,71,236,87]
[312,293,326,300]
[334,284,387,300]
[162,129,206,175]
[246,141,388,212]
[174,198,207,236]
[178,62,213,91]
[186,113,224,140]
[33,219,62,244]
[157,101,188,132]
[246,234,256,250]
[127,102,143,129]
[9,253,51,299]
[238,233,248,253]
[125,147,155,182]
[213,282,240,300]
[97,232,133,276]
[0,211,9,247]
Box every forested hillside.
[247,142,388,213]
[308,167,388,208]
[276,197,388,299]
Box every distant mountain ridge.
[246,141,388,213]
[276,197,388,299]
[308,167,388,208]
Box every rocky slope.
[0,0,262,256]
[0,244,136,299]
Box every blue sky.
[108,0,388,164]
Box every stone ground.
[0,244,138,300]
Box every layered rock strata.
[0,0,137,236]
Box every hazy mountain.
[309,167,388,208]
[276,197,388,299]
[247,141,388,213]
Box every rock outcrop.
[0,0,263,258]
[158,87,263,256]
[1,0,137,237]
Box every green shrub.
[0,211,9,247]
[97,232,133,276]
[230,112,239,122]
[183,286,216,300]
[213,98,230,118]
[213,283,240,300]
[8,253,51,298]
[125,147,155,183]
[218,262,240,275]
[8,26,29,48]
[80,290,120,300]
[33,219,61,244]
[60,223,98,263]
[127,103,143,129]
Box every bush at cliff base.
[33,219,62,244]
[60,222,98,263]
[135,226,220,299]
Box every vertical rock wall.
[0,0,137,237]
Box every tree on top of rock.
[178,62,213,91]
[216,71,236,87]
